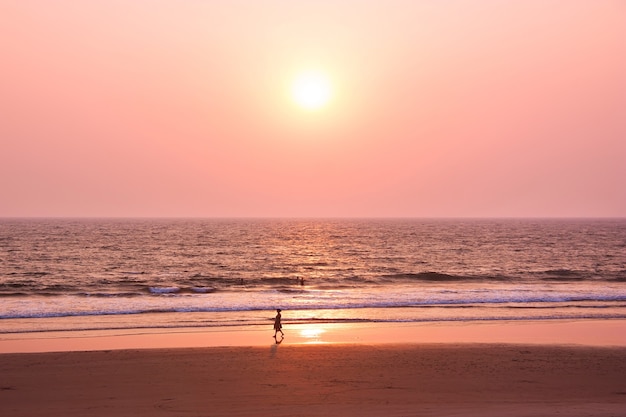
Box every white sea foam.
[149,287,181,294]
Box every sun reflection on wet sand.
[298,326,327,344]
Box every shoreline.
[2,318,625,354]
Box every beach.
[2,219,625,415]
[2,320,626,417]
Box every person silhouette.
[273,309,284,338]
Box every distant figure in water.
[299,277,305,286]
[273,309,284,338]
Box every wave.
[259,277,303,285]
[149,286,181,294]
[541,276,587,282]
[0,285,79,295]
[544,269,581,276]
[6,271,51,277]
[382,272,475,281]
[540,269,586,281]
[505,304,626,309]
[2,295,626,320]
[0,282,36,289]
[74,292,143,298]
[3,270,625,299]
[0,287,219,298]
[148,286,218,295]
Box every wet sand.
[2,319,626,353]
[1,343,626,417]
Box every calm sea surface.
[1,219,625,334]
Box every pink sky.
[1,0,625,217]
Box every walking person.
[273,309,284,338]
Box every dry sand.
[1,343,625,417]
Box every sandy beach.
[2,321,626,416]
[1,344,625,417]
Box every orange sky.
[1,0,625,217]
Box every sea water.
[1,218,625,334]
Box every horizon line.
[1,216,624,220]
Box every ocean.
[1,218,625,334]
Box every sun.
[291,71,332,110]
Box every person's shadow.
[269,335,284,358]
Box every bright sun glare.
[291,71,332,110]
